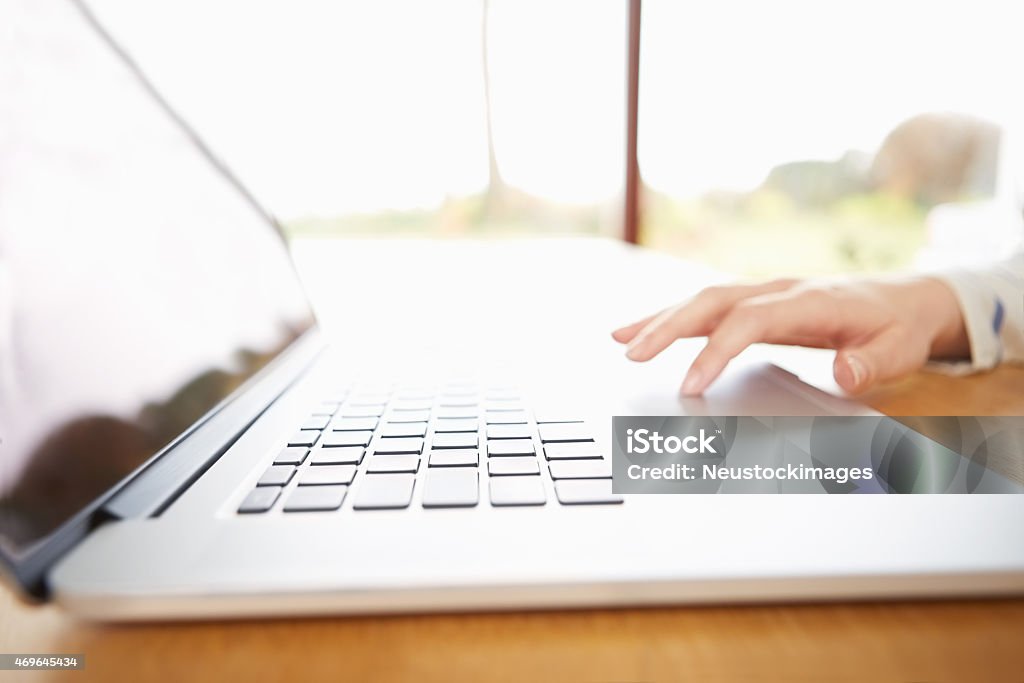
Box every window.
[639,0,1024,276]
[89,0,627,239]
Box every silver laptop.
[3,0,1023,620]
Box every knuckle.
[769,277,801,290]
[696,285,727,304]
[795,287,843,329]
[730,300,768,329]
[795,287,832,308]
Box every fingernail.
[681,369,703,395]
[625,336,647,360]
[845,355,866,389]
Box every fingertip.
[680,367,706,395]
[613,319,651,344]
[625,344,648,362]
[626,334,663,362]
[833,352,869,393]
[611,327,633,343]
[613,310,664,345]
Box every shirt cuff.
[929,270,1005,372]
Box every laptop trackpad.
[621,361,877,417]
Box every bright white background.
[87,0,1024,221]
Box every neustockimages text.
[624,429,874,484]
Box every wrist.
[898,277,970,360]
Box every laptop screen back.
[0,0,315,555]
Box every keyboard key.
[238,486,281,513]
[486,424,533,440]
[436,408,478,420]
[484,402,524,413]
[287,430,320,448]
[395,389,435,400]
[433,418,479,433]
[488,457,540,476]
[331,416,379,432]
[274,447,309,465]
[485,411,529,425]
[422,469,479,508]
[428,450,479,467]
[534,414,584,424]
[366,455,420,473]
[352,473,416,510]
[485,392,519,402]
[487,439,535,457]
[340,406,387,418]
[548,459,612,479]
[436,393,475,403]
[283,485,348,512]
[392,400,432,412]
[346,395,390,406]
[299,464,357,486]
[322,391,350,404]
[432,432,478,449]
[301,415,331,431]
[321,430,373,448]
[374,437,424,455]
[554,479,623,505]
[538,423,593,443]
[311,402,340,416]
[380,422,427,438]
[310,446,365,465]
[387,410,431,423]
[438,397,478,407]
[258,465,296,487]
[489,476,546,506]
[543,442,603,460]
[441,382,478,391]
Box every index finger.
[625,279,798,362]
[680,289,840,394]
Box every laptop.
[2,0,1023,621]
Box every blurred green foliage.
[283,187,927,278]
[642,188,927,277]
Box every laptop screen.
[0,0,315,555]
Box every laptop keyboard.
[236,385,622,514]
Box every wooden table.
[2,365,1022,682]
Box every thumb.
[833,328,930,393]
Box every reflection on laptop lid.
[0,0,314,585]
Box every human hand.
[612,277,969,395]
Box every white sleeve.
[934,250,1024,371]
